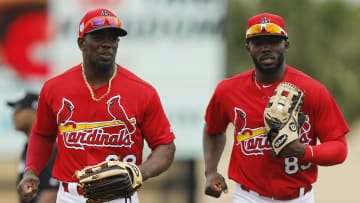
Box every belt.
[240,184,312,200]
[62,182,84,195]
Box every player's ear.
[245,40,250,54]
[284,39,289,52]
[78,37,85,51]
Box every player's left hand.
[268,131,305,158]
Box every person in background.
[7,92,59,203]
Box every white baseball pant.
[233,183,314,203]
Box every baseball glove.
[74,160,142,203]
[264,82,305,157]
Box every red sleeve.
[32,83,58,136]
[141,90,175,149]
[313,86,349,142]
[303,136,347,165]
[25,132,57,175]
[205,83,229,135]
[25,83,58,175]
[302,85,349,165]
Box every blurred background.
[0,0,359,202]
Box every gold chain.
[254,71,262,90]
[254,71,273,90]
[81,64,117,102]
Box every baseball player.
[203,13,349,203]
[17,8,176,203]
[8,92,59,203]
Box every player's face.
[246,36,289,74]
[79,29,120,71]
[13,108,36,135]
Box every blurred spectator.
[7,92,59,203]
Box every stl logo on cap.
[261,17,270,24]
[101,10,110,16]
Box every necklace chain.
[254,71,262,90]
[254,71,273,90]
[81,64,117,102]
[254,71,274,99]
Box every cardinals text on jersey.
[57,95,136,150]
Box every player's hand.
[280,139,306,158]
[269,131,305,158]
[17,169,40,202]
[205,172,228,198]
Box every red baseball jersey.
[205,65,349,198]
[32,64,175,182]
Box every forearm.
[303,136,347,166]
[25,132,57,175]
[203,125,226,176]
[139,142,175,181]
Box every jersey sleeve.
[32,83,58,136]
[205,82,229,135]
[25,132,57,175]
[303,85,349,165]
[25,83,59,175]
[312,85,349,142]
[141,90,175,149]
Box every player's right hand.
[204,172,228,198]
[17,169,40,202]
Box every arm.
[299,84,349,165]
[203,124,228,198]
[302,135,347,165]
[138,141,175,181]
[277,133,347,166]
[17,132,56,201]
[269,85,348,164]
